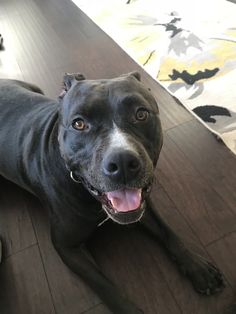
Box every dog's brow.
[121,95,142,105]
[70,96,107,118]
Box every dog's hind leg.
[50,216,143,314]
[140,197,225,295]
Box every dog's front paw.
[182,253,225,295]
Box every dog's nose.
[102,150,141,182]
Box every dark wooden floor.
[0,0,236,313]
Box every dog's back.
[0,79,58,191]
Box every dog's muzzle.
[70,170,152,225]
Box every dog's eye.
[72,119,88,131]
[135,108,149,121]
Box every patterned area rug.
[72,0,236,154]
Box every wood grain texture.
[167,120,236,214]
[207,232,236,289]
[157,134,236,245]
[82,303,112,314]
[0,0,236,313]
[0,180,36,258]
[0,245,55,314]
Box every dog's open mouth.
[101,187,147,225]
[106,188,142,213]
[90,183,151,225]
[70,172,152,224]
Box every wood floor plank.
[0,14,24,80]
[156,134,236,245]
[207,232,236,289]
[3,2,63,97]
[167,120,236,214]
[82,304,112,314]
[0,179,36,258]
[0,245,55,314]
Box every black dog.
[0,73,224,313]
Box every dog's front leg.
[51,219,143,314]
[140,197,224,295]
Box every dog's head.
[58,72,163,224]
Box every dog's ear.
[63,73,86,90]
[127,72,151,91]
[59,73,86,99]
[120,72,141,82]
[128,71,141,81]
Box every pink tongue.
[106,188,142,212]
